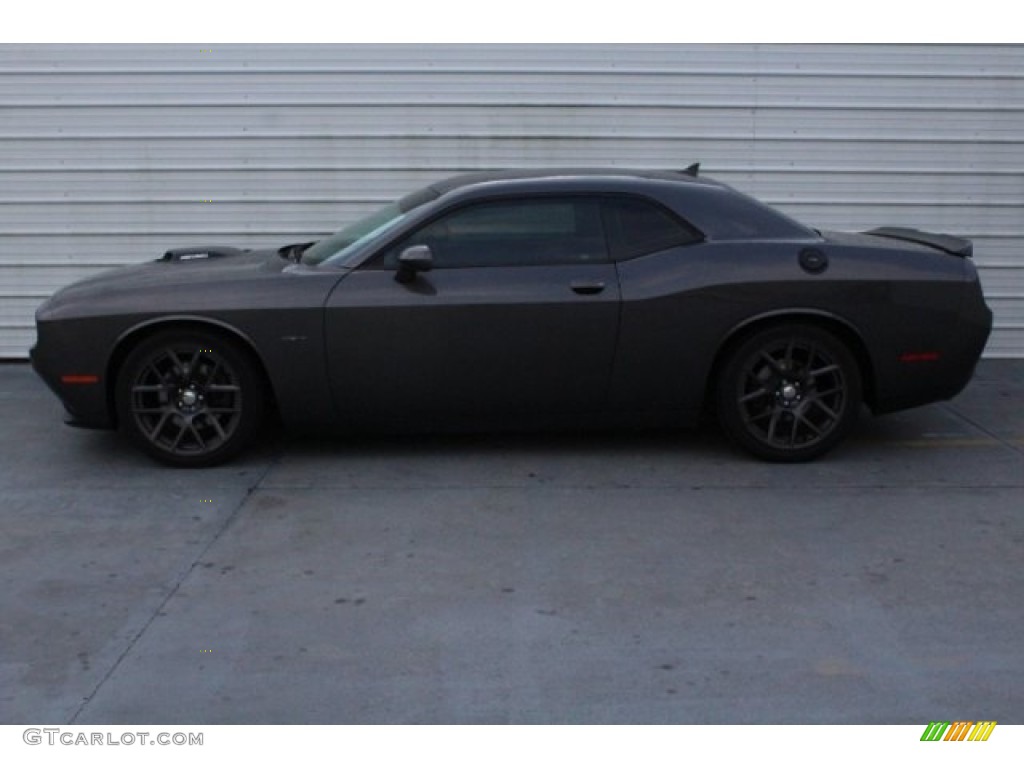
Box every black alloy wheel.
[716,325,861,462]
[116,330,264,467]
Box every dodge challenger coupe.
[31,167,993,467]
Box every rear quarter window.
[603,197,703,260]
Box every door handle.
[570,280,606,295]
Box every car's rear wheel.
[115,329,264,467]
[716,325,861,462]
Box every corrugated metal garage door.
[1,43,1021,358]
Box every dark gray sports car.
[31,167,992,466]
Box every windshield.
[300,185,441,267]
[300,203,406,266]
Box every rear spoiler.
[864,227,973,258]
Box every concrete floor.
[1,361,1022,724]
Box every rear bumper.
[871,285,992,414]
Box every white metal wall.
[1,44,1021,358]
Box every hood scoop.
[161,245,247,262]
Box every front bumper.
[30,331,115,430]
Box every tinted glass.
[603,197,702,260]
[382,198,608,268]
[301,203,407,266]
[302,185,440,266]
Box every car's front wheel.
[716,324,862,462]
[115,329,265,467]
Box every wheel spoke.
[809,398,839,419]
[169,421,188,450]
[200,359,221,386]
[205,413,228,440]
[166,349,187,377]
[739,387,769,404]
[759,351,783,375]
[783,339,796,370]
[809,363,840,378]
[147,411,172,441]
[743,404,774,424]
[206,384,241,393]
[795,412,823,437]
[188,422,206,450]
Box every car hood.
[37,247,290,320]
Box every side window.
[603,197,703,261]
[381,198,608,269]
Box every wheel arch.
[105,316,278,428]
[705,309,878,412]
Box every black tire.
[115,329,265,467]
[716,324,861,462]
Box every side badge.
[799,248,829,274]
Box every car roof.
[428,167,723,196]
[394,166,817,243]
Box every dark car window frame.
[360,194,613,271]
[599,194,705,262]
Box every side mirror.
[395,244,433,284]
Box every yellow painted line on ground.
[859,437,1024,448]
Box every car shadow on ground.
[52,403,993,473]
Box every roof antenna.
[681,163,700,177]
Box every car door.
[323,196,621,429]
